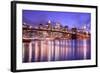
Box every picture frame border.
[11,1,98,72]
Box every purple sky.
[22,10,91,30]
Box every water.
[22,39,91,63]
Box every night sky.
[22,10,91,30]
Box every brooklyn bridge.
[22,22,91,62]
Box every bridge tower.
[71,28,77,39]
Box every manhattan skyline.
[23,10,91,31]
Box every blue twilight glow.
[22,10,91,62]
[23,10,91,30]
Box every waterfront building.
[22,22,91,62]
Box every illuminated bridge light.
[22,24,91,62]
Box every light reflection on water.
[22,39,91,63]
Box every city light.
[22,10,91,63]
[22,21,91,62]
